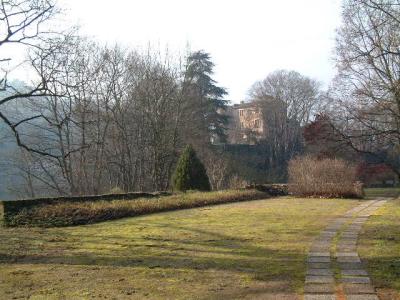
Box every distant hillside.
[0,124,19,200]
[0,80,31,200]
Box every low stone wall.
[0,191,171,226]
[245,184,289,196]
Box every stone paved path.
[304,199,388,300]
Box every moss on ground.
[0,197,360,299]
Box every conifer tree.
[182,50,228,145]
[172,145,211,192]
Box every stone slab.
[346,295,379,300]
[304,283,335,293]
[337,245,357,250]
[307,269,333,276]
[337,256,361,263]
[307,257,331,263]
[308,252,330,257]
[349,221,365,224]
[341,236,359,240]
[341,269,368,276]
[320,229,337,233]
[311,244,332,249]
[319,232,337,237]
[307,262,331,269]
[336,252,358,257]
[325,223,343,228]
[340,240,358,244]
[341,276,371,284]
[337,246,357,251]
[328,219,346,224]
[337,247,357,252]
[353,218,368,223]
[347,225,363,229]
[339,262,364,270]
[310,246,331,252]
[305,275,334,284]
[338,240,357,244]
[341,237,359,241]
[325,226,342,231]
[347,230,362,233]
[311,240,331,245]
[304,295,336,300]
[342,231,359,235]
[343,283,375,294]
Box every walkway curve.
[304,199,388,300]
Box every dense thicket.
[288,156,363,198]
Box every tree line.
[1,0,400,198]
[1,1,231,196]
[308,0,400,182]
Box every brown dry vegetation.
[6,189,268,227]
[288,156,363,198]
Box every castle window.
[254,119,260,128]
[239,109,244,116]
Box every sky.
[10,0,344,103]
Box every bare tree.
[21,43,189,195]
[330,0,400,178]
[5,148,65,198]
[205,153,229,190]
[249,70,321,126]
[112,50,182,191]
[248,70,321,178]
[3,33,230,196]
[0,0,65,158]
[0,0,56,48]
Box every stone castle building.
[223,101,266,145]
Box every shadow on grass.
[0,223,306,287]
[359,219,400,292]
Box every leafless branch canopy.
[329,0,400,176]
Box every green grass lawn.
[364,187,400,198]
[359,196,400,299]
[0,197,361,299]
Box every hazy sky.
[24,0,344,103]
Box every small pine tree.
[172,145,211,192]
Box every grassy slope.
[0,197,359,299]
[359,192,400,299]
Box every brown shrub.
[228,175,248,189]
[288,156,363,198]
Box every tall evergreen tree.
[182,50,228,145]
[172,145,211,192]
